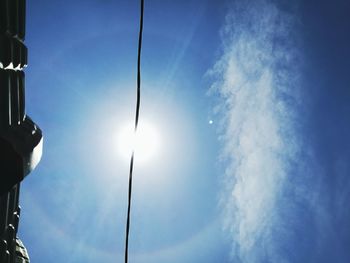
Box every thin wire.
[124,0,144,263]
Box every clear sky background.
[18,0,350,263]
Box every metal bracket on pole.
[0,0,43,262]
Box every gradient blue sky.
[18,0,350,263]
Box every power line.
[124,0,144,263]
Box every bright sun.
[116,120,161,164]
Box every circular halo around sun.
[116,120,161,164]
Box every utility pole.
[0,0,43,262]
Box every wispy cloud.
[209,0,302,262]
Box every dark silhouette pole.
[0,0,43,262]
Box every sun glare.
[117,120,160,164]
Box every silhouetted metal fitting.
[5,224,15,246]
[8,235,16,263]
[0,36,27,70]
[8,72,21,125]
[7,187,18,221]
[16,206,21,217]
[9,71,25,125]
[0,0,26,40]
[0,0,11,36]
[0,195,9,234]
[0,36,13,69]
[0,239,8,258]
[14,184,20,208]
[4,249,10,263]
[18,0,26,40]
[15,239,30,261]
[0,69,12,126]
[0,116,43,194]
[15,239,24,249]
[12,213,19,232]
[20,41,27,68]
[0,69,25,127]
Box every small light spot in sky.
[209,120,213,125]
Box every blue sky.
[18,0,350,263]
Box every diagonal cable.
[124,0,144,263]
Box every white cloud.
[210,0,301,262]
